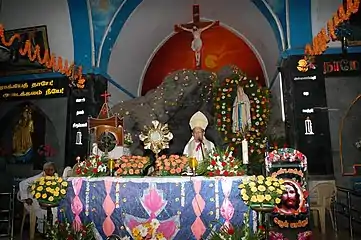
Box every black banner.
[64,74,107,166]
[0,78,68,101]
[281,56,333,175]
[321,53,361,77]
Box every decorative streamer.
[181,182,185,207]
[115,181,120,208]
[71,178,83,231]
[102,180,115,237]
[191,180,206,240]
[214,179,220,220]
[220,178,235,230]
[85,179,90,216]
[0,24,85,88]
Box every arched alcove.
[0,101,61,170]
[108,0,280,103]
[142,25,265,95]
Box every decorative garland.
[0,24,85,88]
[304,0,359,58]
[213,66,270,163]
[265,148,308,172]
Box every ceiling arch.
[108,0,280,103]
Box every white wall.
[0,0,74,62]
[108,0,280,104]
[311,0,342,48]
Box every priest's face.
[192,127,204,142]
[44,165,55,176]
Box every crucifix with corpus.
[174,4,219,69]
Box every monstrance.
[139,120,173,172]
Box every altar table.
[59,176,253,240]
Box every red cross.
[101,91,111,104]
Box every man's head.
[189,111,208,142]
[281,182,300,210]
[192,127,205,142]
[43,162,56,176]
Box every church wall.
[325,75,361,188]
[310,0,342,49]
[0,0,74,63]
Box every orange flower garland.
[0,24,85,89]
[305,0,360,58]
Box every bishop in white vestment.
[19,162,58,233]
[183,111,215,163]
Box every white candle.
[242,139,249,164]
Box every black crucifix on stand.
[174,4,219,69]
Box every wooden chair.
[310,182,336,234]
[17,191,36,240]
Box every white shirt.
[19,172,44,200]
[183,136,215,163]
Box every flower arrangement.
[210,211,265,240]
[75,155,108,177]
[239,175,285,206]
[155,155,188,176]
[213,66,270,167]
[47,215,96,240]
[124,132,133,146]
[30,175,68,204]
[130,219,166,240]
[202,148,246,177]
[115,155,150,176]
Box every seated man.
[183,111,215,163]
[19,162,57,233]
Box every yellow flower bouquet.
[30,175,68,204]
[238,175,285,209]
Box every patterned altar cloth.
[59,176,252,240]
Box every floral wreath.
[265,148,307,172]
[213,66,270,163]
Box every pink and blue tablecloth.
[58,176,251,240]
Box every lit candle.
[242,139,249,164]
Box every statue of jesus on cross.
[174,5,219,69]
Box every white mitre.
[189,111,208,130]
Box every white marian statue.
[176,22,217,68]
[183,111,215,163]
[232,86,252,133]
